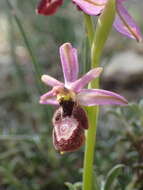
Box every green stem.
[83,1,116,190]
[83,106,99,190]
[82,16,99,189]
[82,37,91,75]
[83,71,100,190]
[83,13,95,46]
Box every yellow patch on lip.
[56,87,76,103]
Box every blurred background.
[0,0,143,189]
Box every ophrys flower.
[73,0,142,42]
[40,42,127,152]
[36,0,142,41]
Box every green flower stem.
[83,105,99,190]
[83,1,116,190]
[83,14,95,46]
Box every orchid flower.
[36,0,63,15]
[40,42,127,152]
[40,42,127,107]
[36,0,142,42]
[73,0,142,41]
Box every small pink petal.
[77,89,128,106]
[40,98,58,105]
[114,1,142,42]
[60,43,79,84]
[71,67,103,92]
[40,90,58,105]
[72,0,106,16]
[40,90,54,100]
[41,74,64,87]
[118,0,127,2]
[36,0,63,16]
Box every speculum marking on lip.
[52,104,88,152]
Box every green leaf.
[103,164,125,190]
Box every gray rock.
[104,51,143,79]
[102,51,143,100]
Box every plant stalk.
[83,1,116,190]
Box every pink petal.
[40,98,58,105]
[41,74,64,87]
[117,0,127,2]
[71,67,103,92]
[118,0,126,2]
[36,0,63,16]
[72,0,106,15]
[114,1,142,42]
[39,90,58,105]
[77,89,128,106]
[59,43,79,84]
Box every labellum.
[52,100,88,152]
